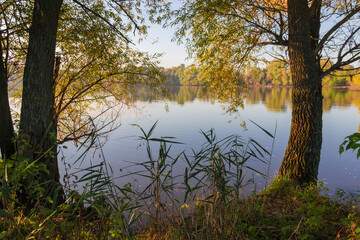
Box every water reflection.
[246,87,360,112]
[132,86,360,113]
[132,86,209,104]
[245,87,291,112]
[62,86,360,196]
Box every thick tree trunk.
[278,0,322,184]
[0,37,15,159]
[19,0,63,206]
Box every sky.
[134,22,192,68]
[131,1,359,69]
[132,1,192,68]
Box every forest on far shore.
[162,60,360,86]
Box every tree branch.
[316,6,360,53]
[72,0,131,43]
[110,0,141,33]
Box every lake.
[61,86,360,197]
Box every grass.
[1,123,360,239]
[180,177,359,239]
[1,176,360,239]
[1,178,360,239]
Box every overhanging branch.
[73,0,132,44]
[316,6,360,53]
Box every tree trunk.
[19,0,63,206]
[278,0,322,184]
[0,37,15,159]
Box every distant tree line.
[160,64,200,85]
[162,60,360,87]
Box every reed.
[2,121,355,239]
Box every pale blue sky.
[134,22,192,68]
[132,1,192,68]
[132,2,359,69]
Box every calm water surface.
[62,87,360,195]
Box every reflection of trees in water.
[132,86,360,114]
[174,87,201,105]
[246,87,291,112]
[246,87,360,113]
[132,86,209,104]
[322,88,360,111]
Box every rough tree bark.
[278,0,323,184]
[19,0,63,205]
[0,35,15,159]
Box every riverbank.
[1,178,359,239]
[249,84,360,91]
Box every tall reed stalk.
[181,122,274,237]
[126,121,182,231]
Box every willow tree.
[17,0,63,206]
[54,1,167,144]
[174,0,360,184]
[0,0,169,206]
[1,0,168,147]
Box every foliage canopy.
[173,0,360,82]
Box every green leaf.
[0,231,8,239]
[339,133,360,159]
[250,119,274,138]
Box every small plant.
[59,117,145,236]
[0,154,50,211]
[183,125,272,204]
[181,123,273,237]
[340,132,360,159]
[124,121,182,233]
[339,211,360,239]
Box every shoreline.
[249,84,360,90]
